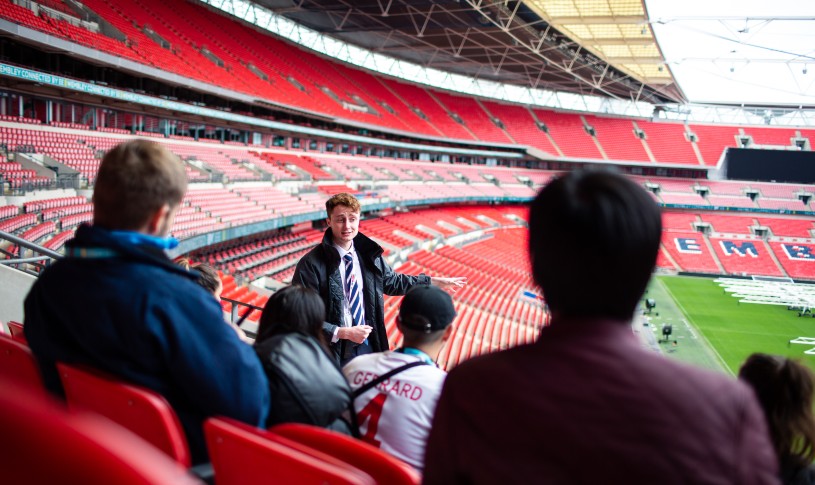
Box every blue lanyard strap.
[395,347,435,365]
[65,247,119,259]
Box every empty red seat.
[57,362,192,467]
[204,417,375,485]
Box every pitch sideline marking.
[658,277,732,375]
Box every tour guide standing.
[293,193,465,365]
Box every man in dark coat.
[293,193,464,365]
[24,140,270,464]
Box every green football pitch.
[643,275,815,375]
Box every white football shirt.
[343,350,447,470]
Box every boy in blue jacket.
[24,139,270,464]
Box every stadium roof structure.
[208,0,815,123]
[250,0,683,106]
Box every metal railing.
[221,295,263,338]
[1,229,265,335]
[0,229,62,276]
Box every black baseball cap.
[398,285,457,333]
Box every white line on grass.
[658,277,732,375]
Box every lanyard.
[65,247,119,259]
[395,347,435,366]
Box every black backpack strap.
[351,360,427,398]
[347,360,428,439]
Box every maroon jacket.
[424,318,778,485]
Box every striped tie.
[343,253,364,329]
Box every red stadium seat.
[271,423,422,485]
[0,333,45,396]
[0,376,202,485]
[204,417,376,485]
[56,362,192,467]
[7,321,26,343]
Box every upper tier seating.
[431,92,512,144]
[583,115,649,162]
[331,63,439,136]
[5,0,815,169]
[741,127,798,146]
[480,101,558,154]
[637,120,699,165]
[0,1,136,61]
[379,78,475,140]
[689,124,739,166]
[532,110,601,159]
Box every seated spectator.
[740,353,815,484]
[423,170,778,484]
[176,258,252,343]
[24,139,269,464]
[254,285,352,433]
[343,285,456,471]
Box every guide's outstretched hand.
[431,276,467,293]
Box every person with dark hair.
[343,285,456,470]
[24,140,270,464]
[176,258,252,343]
[423,170,778,484]
[176,258,222,296]
[254,285,352,433]
[293,192,465,365]
[740,353,815,484]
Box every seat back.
[7,321,26,344]
[205,417,376,485]
[0,333,46,396]
[56,362,191,467]
[0,375,202,485]
[272,423,422,485]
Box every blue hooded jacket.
[24,224,270,464]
